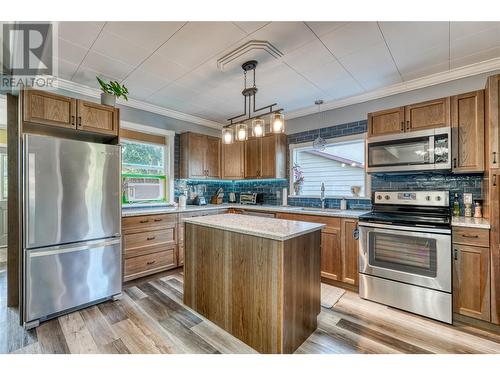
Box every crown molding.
[54,77,223,130]
[286,57,500,120]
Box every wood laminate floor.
[1,265,500,354]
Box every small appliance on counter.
[240,192,264,205]
[210,187,224,205]
[228,192,237,203]
[193,195,207,206]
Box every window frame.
[120,121,175,205]
[288,133,370,199]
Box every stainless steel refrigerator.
[22,134,122,328]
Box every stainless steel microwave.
[366,127,451,173]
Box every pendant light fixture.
[252,118,265,137]
[222,127,234,144]
[312,100,326,151]
[235,123,248,141]
[222,60,284,141]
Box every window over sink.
[290,134,368,198]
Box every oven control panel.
[374,191,449,206]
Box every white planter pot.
[100,92,116,107]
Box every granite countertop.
[122,203,370,218]
[183,213,325,241]
[451,217,491,229]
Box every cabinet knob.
[400,121,404,132]
[146,260,156,265]
[493,152,497,164]
[154,218,162,222]
[71,115,75,125]
[146,236,156,241]
[454,249,458,261]
[406,120,410,130]
[494,174,497,187]
[453,158,457,169]
[139,219,149,223]
[77,116,82,127]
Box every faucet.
[320,182,326,209]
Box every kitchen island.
[183,214,324,353]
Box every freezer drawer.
[24,238,122,323]
[24,134,121,248]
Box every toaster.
[239,193,264,205]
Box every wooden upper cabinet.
[23,89,76,129]
[222,141,244,179]
[205,136,221,178]
[179,132,221,179]
[453,244,491,321]
[451,90,485,173]
[244,134,286,179]
[367,107,404,137]
[405,97,450,132]
[244,137,262,178]
[77,100,119,136]
[485,74,500,169]
[341,219,359,286]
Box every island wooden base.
[184,223,321,353]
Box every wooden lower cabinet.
[122,213,179,281]
[275,213,358,287]
[453,244,491,321]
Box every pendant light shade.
[222,127,234,144]
[236,123,248,141]
[271,112,285,133]
[252,118,265,137]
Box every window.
[122,139,168,204]
[290,135,368,197]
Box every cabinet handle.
[154,218,162,222]
[146,236,156,241]
[493,152,497,164]
[453,158,457,169]
[400,121,404,132]
[406,120,410,130]
[461,234,479,238]
[454,249,458,261]
[77,116,82,127]
[146,260,156,265]
[494,174,497,187]
[71,115,75,125]
[139,219,149,223]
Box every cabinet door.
[489,168,500,324]
[367,107,404,137]
[177,244,184,266]
[486,74,500,169]
[453,244,490,321]
[341,219,359,286]
[245,137,261,178]
[222,141,244,179]
[23,89,76,129]
[405,97,450,132]
[77,100,118,136]
[188,133,207,178]
[260,135,276,178]
[451,91,485,173]
[320,229,342,282]
[205,136,221,178]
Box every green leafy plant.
[96,77,129,101]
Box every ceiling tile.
[72,66,116,89]
[301,60,364,94]
[282,39,335,74]
[232,22,270,35]
[155,22,247,70]
[79,50,134,81]
[122,68,172,100]
[451,24,500,60]
[57,21,104,49]
[138,53,189,83]
[57,38,88,65]
[395,45,449,80]
[339,42,402,90]
[305,22,350,37]
[401,61,450,81]
[319,22,383,58]
[450,21,500,40]
[55,58,79,80]
[451,46,500,69]
[91,30,152,67]
[103,21,186,52]
[247,22,317,55]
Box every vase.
[293,184,302,196]
[100,92,116,107]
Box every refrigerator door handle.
[28,238,121,258]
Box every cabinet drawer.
[122,213,177,234]
[124,228,175,257]
[124,249,176,281]
[453,227,489,247]
[276,213,340,231]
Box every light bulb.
[222,128,234,144]
[235,123,248,141]
[271,113,284,133]
[252,118,265,137]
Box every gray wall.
[56,89,220,136]
[286,70,500,134]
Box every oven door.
[359,222,451,292]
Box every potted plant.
[292,163,304,195]
[96,77,129,107]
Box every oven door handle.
[358,221,451,235]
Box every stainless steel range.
[358,191,452,323]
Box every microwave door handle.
[429,136,435,164]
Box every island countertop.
[183,213,325,241]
